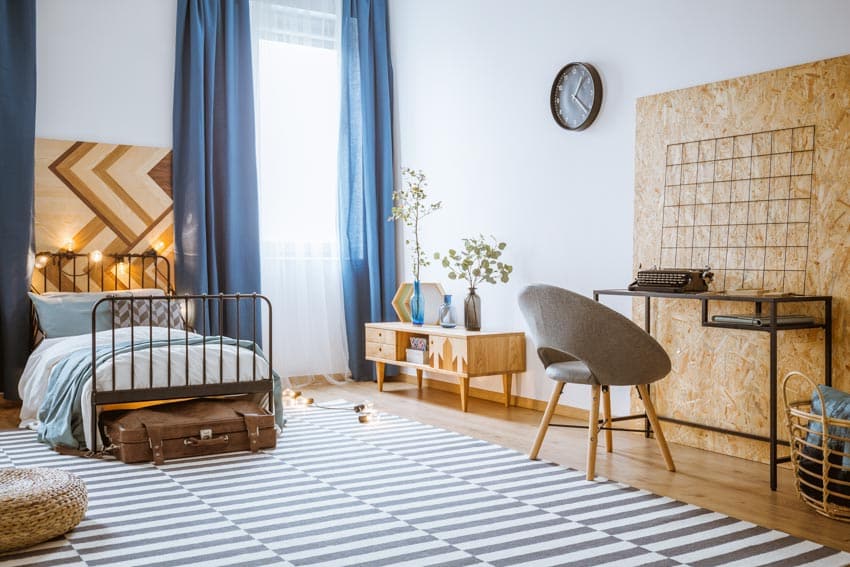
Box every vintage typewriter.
[628,267,714,293]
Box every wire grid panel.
[661,126,815,293]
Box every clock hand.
[572,93,590,113]
[573,75,584,97]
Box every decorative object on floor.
[390,281,446,324]
[437,234,513,331]
[550,62,603,131]
[0,467,87,553]
[519,284,676,481]
[784,371,850,521]
[2,405,848,566]
[388,168,443,326]
[439,293,456,328]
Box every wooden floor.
[2,382,848,552]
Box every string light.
[90,250,103,263]
[357,400,379,423]
[282,389,314,408]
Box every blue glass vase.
[411,280,425,325]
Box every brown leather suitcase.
[101,398,277,464]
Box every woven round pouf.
[0,468,88,553]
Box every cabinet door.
[429,335,467,374]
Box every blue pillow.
[808,385,850,467]
[29,292,117,338]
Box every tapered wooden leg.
[587,384,601,480]
[637,384,676,472]
[459,377,470,412]
[602,385,613,453]
[416,369,423,390]
[376,362,385,392]
[530,381,565,460]
[502,373,512,407]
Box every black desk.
[593,289,832,491]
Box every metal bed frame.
[32,251,274,452]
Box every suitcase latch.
[199,428,213,440]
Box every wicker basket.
[0,468,88,552]
[782,371,850,522]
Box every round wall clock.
[550,62,603,131]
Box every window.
[251,0,349,381]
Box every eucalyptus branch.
[435,234,513,289]
[388,168,443,280]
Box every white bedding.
[19,326,270,450]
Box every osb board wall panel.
[633,55,850,464]
[33,138,174,292]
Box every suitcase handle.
[184,434,230,447]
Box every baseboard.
[391,373,590,421]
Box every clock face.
[550,62,602,131]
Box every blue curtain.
[0,1,36,400]
[173,0,262,340]
[338,0,396,381]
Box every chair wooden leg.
[587,384,601,480]
[529,381,565,460]
[637,384,676,472]
[602,385,613,453]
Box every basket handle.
[782,371,828,420]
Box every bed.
[21,251,281,452]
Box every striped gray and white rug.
[1,400,848,567]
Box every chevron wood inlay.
[33,138,174,293]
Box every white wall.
[388,0,850,414]
[36,0,176,147]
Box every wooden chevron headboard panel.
[33,138,174,293]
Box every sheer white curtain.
[251,0,349,384]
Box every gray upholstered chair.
[518,284,675,480]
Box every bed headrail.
[33,250,172,294]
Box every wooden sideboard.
[364,322,526,412]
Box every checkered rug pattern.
[1,401,848,566]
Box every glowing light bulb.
[90,250,103,263]
[153,241,164,252]
[34,254,49,269]
[63,239,74,252]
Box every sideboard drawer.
[365,327,396,345]
[366,341,396,360]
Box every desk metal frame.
[593,289,832,491]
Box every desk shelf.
[594,289,832,491]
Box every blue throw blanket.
[37,336,285,450]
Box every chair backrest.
[518,284,671,386]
